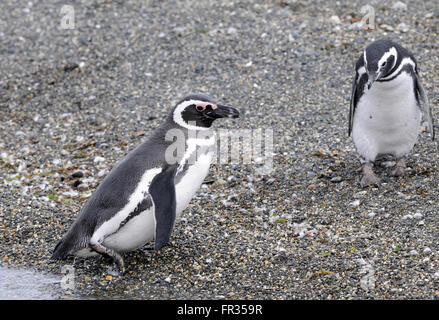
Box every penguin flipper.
[414,74,434,140]
[349,55,369,137]
[349,73,358,137]
[149,165,178,251]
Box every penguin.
[51,93,240,273]
[348,39,434,188]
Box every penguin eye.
[381,61,387,67]
[196,105,206,112]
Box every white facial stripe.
[173,99,212,131]
[378,47,397,72]
[380,57,415,80]
[357,66,366,84]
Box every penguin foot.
[360,163,381,188]
[360,174,381,188]
[391,158,406,177]
[90,243,125,275]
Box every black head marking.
[172,93,239,129]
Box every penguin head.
[364,40,399,89]
[172,93,240,130]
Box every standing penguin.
[349,39,434,188]
[51,93,239,273]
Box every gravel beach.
[1,0,439,299]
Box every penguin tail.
[51,225,84,260]
[51,238,71,260]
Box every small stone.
[330,176,343,183]
[306,171,315,178]
[368,211,376,218]
[77,183,89,191]
[413,212,423,219]
[381,161,395,168]
[164,277,171,283]
[380,24,394,32]
[97,169,109,177]
[94,156,106,163]
[397,23,409,33]
[227,27,238,36]
[329,15,341,25]
[173,27,185,34]
[135,131,146,137]
[350,200,361,207]
[423,247,432,254]
[392,1,407,11]
[71,171,84,178]
[402,214,413,220]
[409,249,418,256]
[397,192,407,199]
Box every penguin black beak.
[210,105,240,119]
[367,70,382,90]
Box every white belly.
[102,207,156,252]
[175,152,212,217]
[352,72,421,162]
[75,207,156,256]
[81,167,161,255]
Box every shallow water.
[0,266,62,300]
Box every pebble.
[423,247,431,254]
[227,27,238,36]
[413,212,423,220]
[77,183,89,191]
[381,161,395,168]
[380,24,394,32]
[329,15,341,25]
[397,23,409,33]
[330,176,343,183]
[93,156,106,164]
[392,1,408,11]
[350,200,361,207]
[97,169,109,177]
[71,171,84,178]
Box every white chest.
[353,72,421,160]
[175,151,212,216]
